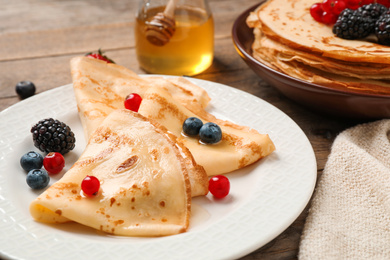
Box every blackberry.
[357,3,387,20]
[333,8,375,40]
[375,11,390,45]
[31,118,75,155]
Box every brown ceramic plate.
[232,2,390,119]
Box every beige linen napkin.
[299,120,390,259]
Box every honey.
[135,6,214,76]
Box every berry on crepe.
[124,93,142,112]
[81,176,100,196]
[310,0,346,24]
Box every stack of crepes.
[29,57,275,237]
[246,0,390,95]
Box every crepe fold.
[30,109,191,236]
[247,0,390,95]
[70,56,209,197]
[70,56,210,141]
[138,86,275,176]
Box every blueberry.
[26,169,50,189]
[199,122,222,144]
[15,81,36,99]
[183,117,203,136]
[20,151,43,172]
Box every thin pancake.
[138,87,275,176]
[253,45,390,95]
[70,57,209,197]
[70,56,210,140]
[30,109,191,237]
[252,29,390,79]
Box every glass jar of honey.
[135,0,214,76]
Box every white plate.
[0,78,316,260]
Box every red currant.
[209,175,230,198]
[333,1,347,15]
[322,0,346,15]
[310,3,324,23]
[310,0,347,24]
[124,93,142,112]
[85,49,114,63]
[322,11,338,24]
[81,176,100,196]
[43,152,65,174]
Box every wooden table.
[0,0,368,259]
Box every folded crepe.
[138,86,276,176]
[70,56,210,140]
[30,109,191,236]
[70,56,209,197]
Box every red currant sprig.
[209,175,230,199]
[310,0,378,24]
[310,0,346,24]
[85,49,115,63]
[81,175,100,196]
[43,152,65,174]
[124,93,142,112]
